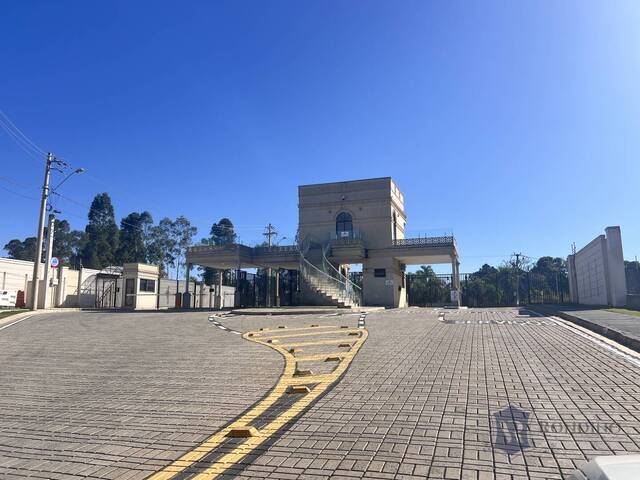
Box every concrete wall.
[0,256,238,310]
[0,258,39,294]
[568,226,627,307]
[362,257,407,307]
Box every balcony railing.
[188,244,240,253]
[392,236,455,247]
[329,230,365,246]
[253,244,299,255]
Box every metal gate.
[95,270,122,308]
[406,270,570,307]
[226,269,300,307]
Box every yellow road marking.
[293,352,346,362]
[284,336,363,348]
[149,324,368,480]
[258,329,360,340]
[252,325,337,334]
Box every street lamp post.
[30,158,84,311]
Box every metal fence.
[407,271,570,307]
[222,269,300,308]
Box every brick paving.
[0,312,282,479]
[1,308,640,479]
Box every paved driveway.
[1,308,640,479]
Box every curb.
[527,305,640,354]
[0,308,85,328]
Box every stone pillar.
[266,267,272,307]
[183,263,192,309]
[451,257,461,307]
[275,269,280,307]
[216,270,223,309]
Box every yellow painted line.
[293,352,346,362]
[252,325,338,335]
[284,337,363,348]
[258,329,360,340]
[149,326,368,480]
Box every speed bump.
[287,385,311,394]
[294,369,314,377]
[226,427,259,438]
[324,356,342,362]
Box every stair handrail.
[299,247,356,304]
[321,243,362,306]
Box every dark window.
[374,268,386,278]
[336,212,353,237]
[139,278,156,292]
[393,211,397,241]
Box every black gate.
[406,273,452,306]
[227,269,299,308]
[406,270,570,307]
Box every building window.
[336,212,353,238]
[393,211,397,241]
[374,268,386,278]
[139,278,156,292]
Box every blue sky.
[1,0,639,273]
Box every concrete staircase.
[303,270,359,308]
[299,245,361,308]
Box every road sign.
[50,257,59,268]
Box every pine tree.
[81,193,119,269]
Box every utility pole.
[263,223,278,247]
[42,213,56,309]
[30,153,53,310]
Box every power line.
[0,183,39,201]
[0,175,38,191]
[0,109,47,155]
[0,109,47,163]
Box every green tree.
[171,215,197,281]
[116,211,153,264]
[147,217,177,277]
[52,219,85,268]
[81,193,119,269]
[408,266,449,306]
[201,218,236,285]
[625,260,640,294]
[209,218,237,245]
[3,237,38,261]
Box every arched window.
[336,212,353,237]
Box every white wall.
[568,226,627,307]
[0,257,42,293]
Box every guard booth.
[121,263,160,310]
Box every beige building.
[187,177,460,308]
